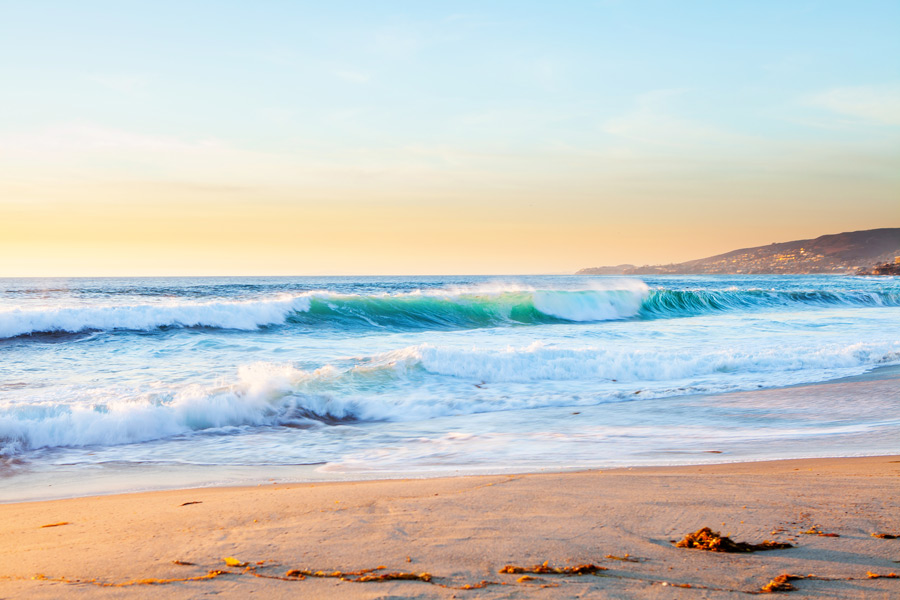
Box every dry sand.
[2,456,899,599]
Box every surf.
[0,283,649,338]
[3,281,899,339]
[3,337,899,458]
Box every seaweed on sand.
[800,526,838,537]
[284,567,432,583]
[760,574,799,593]
[675,527,793,552]
[499,561,605,575]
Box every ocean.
[2,275,899,501]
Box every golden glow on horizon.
[2,174,895,277]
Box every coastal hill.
[577,228,900,275]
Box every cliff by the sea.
[578,228,900,275]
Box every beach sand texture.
[2,456,899,598]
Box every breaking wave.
[0,295,311,339]
[2,282,899,339]
[0,283,648,338]
[3,339,899,457]
[639,288,900,318]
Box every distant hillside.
[577,228,900,275]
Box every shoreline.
[2,455,899,598]
[4,363,900,504]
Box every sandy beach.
[2,455,898,598]
[3,0,899,598]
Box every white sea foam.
[409,278,649,297]
[380,340,900,384]
[0,295,312,338]
[532,289,646,321]
[0,362,347,456]
[3,336,899,457]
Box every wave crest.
[0,295,311,339]
[640,288,900,318]
[0,282,649,338]
[3,282,898,339]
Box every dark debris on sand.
[675,527,793,553]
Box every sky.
[1,0,898,276]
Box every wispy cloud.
[334,68,374,84]
[603,89,744,148]
[0,123,496,189]
[807,85,900,126]
[762,52,813,75]
[88,73,150,95]
[373,27,422,57]
[0,124,225,155]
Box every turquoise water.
[1,275,899,498]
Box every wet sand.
[2,455,899,598]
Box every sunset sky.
[1,1,898,276]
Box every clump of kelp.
[760,574,800,593]
[28,570,234,587]
[757,572,898,594]
[675,527,793,552]
[800,526,839,537]
[604,553,641,562]
[284,567,433,583]
[499,561,606,575]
